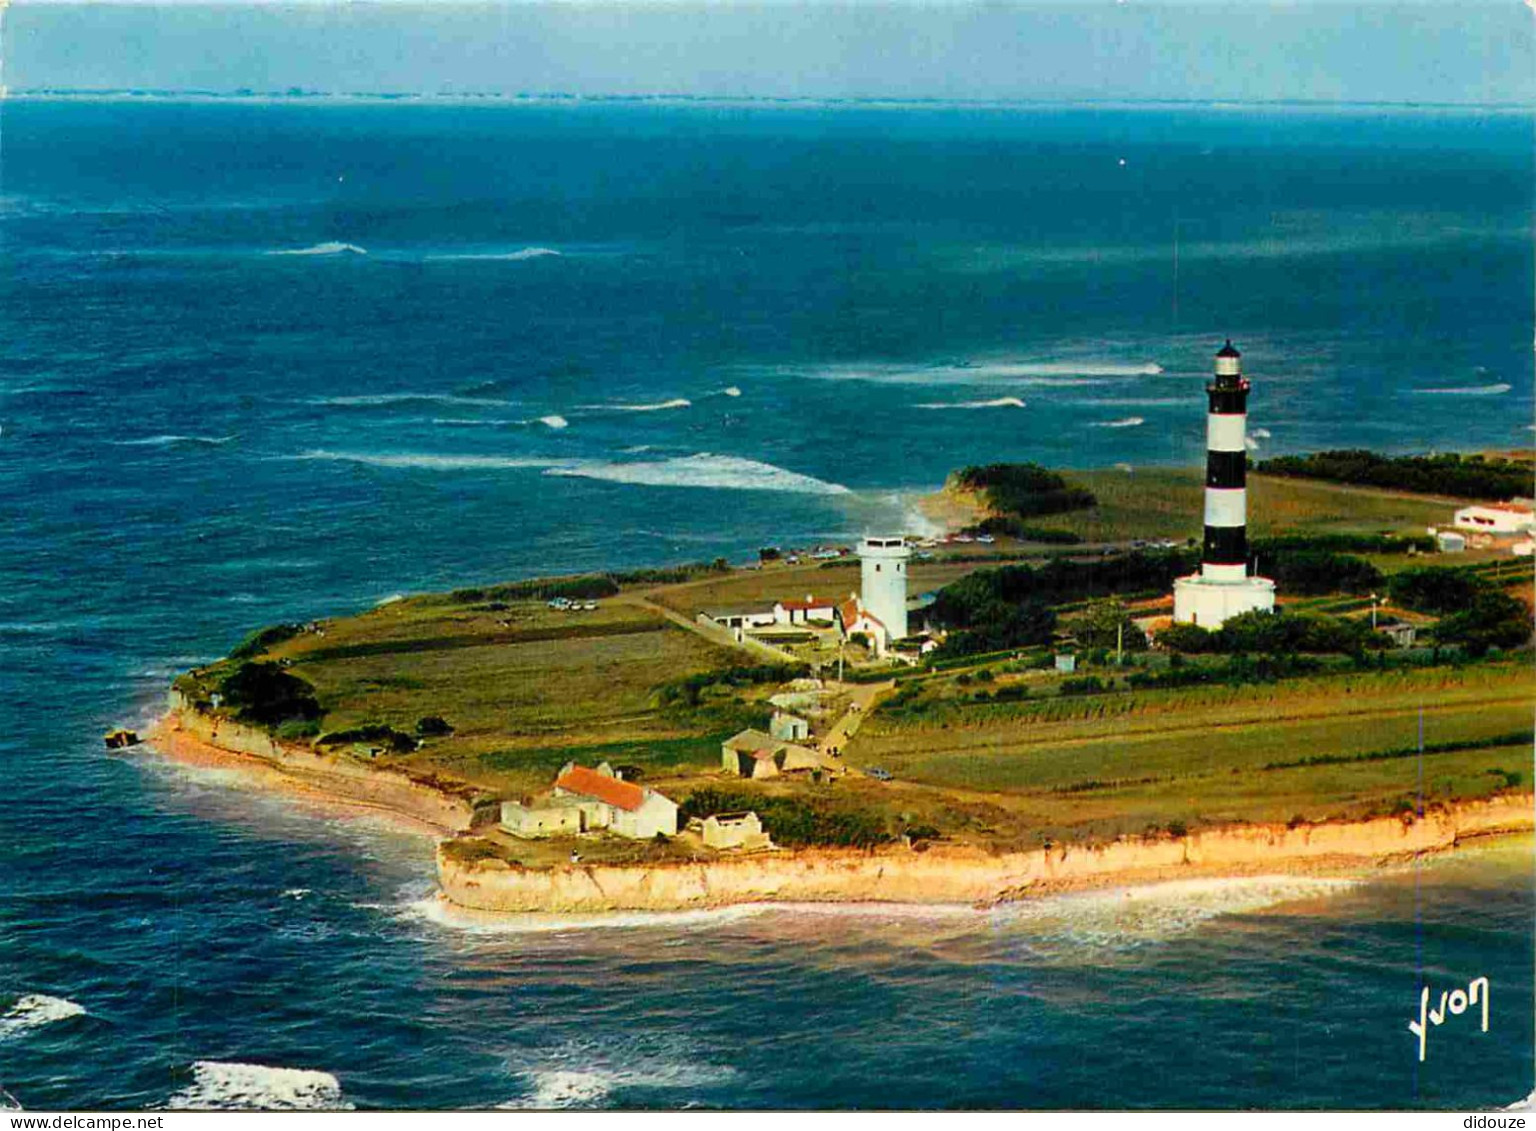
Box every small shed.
[501,800,583,839]
[769,712,810,742]
[702,811,772,851]
[722,729,778,777]
[1436,531,1467,553]
[1054,652,1077,674]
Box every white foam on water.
[0,1086,21,1110]
[915,396,1027,409]
[989,875,1358,951]
[403,892,774,934]
[0,995,86,1039]
[500,1038,737,1109]
[1413,383,1512,396]
[578,397,693,413]
[1245,436,1261,450]
[1504,1088,1536,1112]
[545,452,850,495]
[309,393,515,408]
[293,449,569,472]
[1251,427,1272,438]
[534,414,569,429]
[167,1062,352,1111]
[429,246,562,262]
[294,448,844,494]
[1090,416,1145,428]
[280,888,312,901]
[267,242,367,257]
[803,358,1162,384]
[720,385,743,397]
[111,434,235,448]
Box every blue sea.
[1,99,1532,1110]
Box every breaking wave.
[167,1062,352,1111]
[267,242,367,257]
[0,994,86,1039]
[545,453,850,495]
[915,397,1027,409]
[1090,417,1145,428]
[111,434,235,448]
[430,247,562,262]
[309,393,515,408]
[535,414,569,429]
[292,449,844,494]
[578,398,692,413]
[500,1037,738,1109]
[405,893,772,934]
[294,450,565,472]
[989,876,1358,954]
[1413,383,1512,396]
[720,386,743,397]
[803,359,1163,386]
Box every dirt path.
[629,594,802,664]
[820,679,896,760]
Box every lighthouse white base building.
[1173,573,1275,629]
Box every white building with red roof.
[772,594,838,625]
[501,761,677,840]
[837,597,891,656]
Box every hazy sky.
[6,2,1534,104]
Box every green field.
[844,661,1531,843]
[1045,468,1455,544]
[174,466,1533,854]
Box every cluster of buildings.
[1435,502,1535,556]
[500,761,679,840]
[702,536,933,658]
[720,710,843,780]
[498,756,789,854]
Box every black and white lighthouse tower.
[1172,341,1275,628]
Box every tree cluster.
[954,462,1098,519]
[1256,450,1533,500]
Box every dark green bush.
[228,623,304,661]
[416,715,455,737]
[954,463,1098,519]
[217,662,323,728]
[316,724,419,753]
[1258,450,1533,500]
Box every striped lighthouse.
[1201,340,1251,580]
[1172,341,1275,628]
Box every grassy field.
[233,592,757,795]
[1044,468,1455,544]
[177,466,1532,854]
[843,660,1531,843]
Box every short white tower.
[858,536,910,641]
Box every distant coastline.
[11,90,1535,114]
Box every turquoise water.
[0,100,1532,1110]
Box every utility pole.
[1116,619,1124,666]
